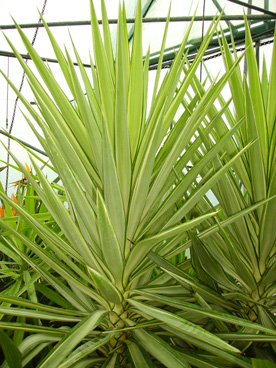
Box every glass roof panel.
[141,0,275,67]
[141,0,196,55]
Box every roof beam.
[0,15,275,30]
[227,0,276,17]
[128,0,156,42]
[212,0,237,31]
[0,50,91,68]
[0,129,47,156]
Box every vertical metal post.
[255,40,260,68]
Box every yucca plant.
[0,1,274,367]
[166,20,276,362]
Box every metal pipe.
[0,15,275,30]
[0,129,47,156]
[0,50,91,68]
[212,0,237,31]
[227,0,276,17]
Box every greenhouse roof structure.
[0,0,276,190]
[0,0,275,67]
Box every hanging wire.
[2,58,10,202]
[5,0,48,193]
[5,58,9,132]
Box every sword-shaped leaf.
[102,123,125,250]
[87,266,123,305]
[65,44,103,173]
[127,0,143,157]
[126,341,154,368]
[244,79,266,216]
[134,290,276,335]
[7,21,92,157]
[114,4,132,213]
[130,327,190,368]
[124,211,216,281]
[90,0,115,146]
[38,311,107,368]
[266,26,276,140]
[100,0,114,80]
[129,299,240,353]
[0,328,22,368]
[59,333,117,368]
[97,191,124,288]
[244,17,268,167]
[148,252,237,310]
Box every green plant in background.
[0,0,276,367]
[160,19,276,363]
[0,165,51,288]
[0,165,59,359]
[0,328,22,368]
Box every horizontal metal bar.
[0,50,91,68]
[0,14,275,30]
[227,0,276,17]
[0,129,47,156]
[1,18,274,69]
[148,20,275,69]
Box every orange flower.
[0,194,18,217]
[11,193,18,203]
[11,193,17,216]
[23,163,31,180]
